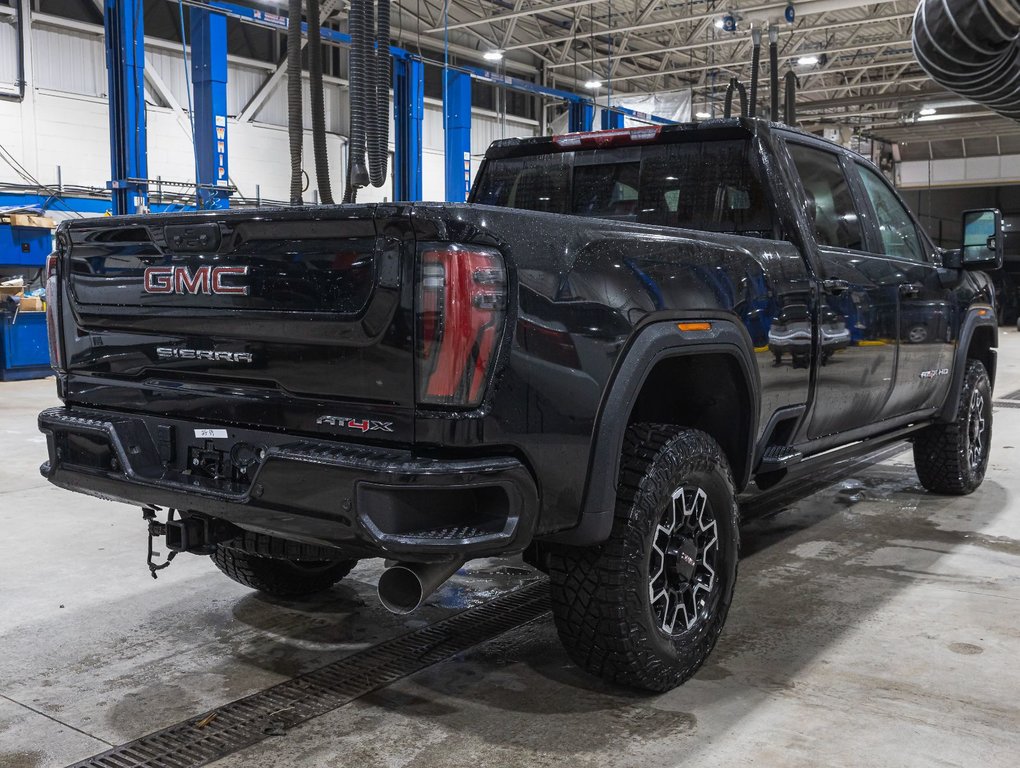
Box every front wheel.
[549,425,739,692]
[912,360,992,495]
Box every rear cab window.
[472,138,776,238]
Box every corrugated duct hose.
[723,78,749,118]
[287,0,303,205]
[343,0,389,202]
[749,26,762,118]
[308,0,333,204]
[368,0,391,188]
[784,70,798,125]
[912,0,1020,120]
[769,26,779,121]
[344,0,370,203]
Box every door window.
[856,164,926,262]
[787,143,864,250]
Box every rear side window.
[472,153,570,214]
[787,143,864,251]
[473,139,775,237]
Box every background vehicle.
[39,119,1000,691]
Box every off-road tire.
[211,534,357,596]
[549,425,740,692]
[913,359,992,495]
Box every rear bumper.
[38,406,538,558]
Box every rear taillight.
[416,245,506,407]
[45,252,64,372]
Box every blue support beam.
[568,101,595,133]
[601,109,625,129]
[393,56,424,202]
[104,0,148,215]
[443,68,472,203]
[191,8,230,209]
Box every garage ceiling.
[387,0,999,145]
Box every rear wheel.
[549,425,739,692]
[913,359,992,495]
[211,533,357,597]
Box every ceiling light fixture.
[797,55,819,66]
[696,111,711,119]
[483,50,504,61]
[714,18,725,29]
[584,79,603,89]
[919,106,936,116]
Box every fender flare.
[937,306,997,423]
[544,317,760,546]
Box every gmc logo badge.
[143,266,250,295]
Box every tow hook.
[141,507,240,579]
[142,506,177,579]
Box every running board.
[781,422,923,479]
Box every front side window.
[787,143,864,251]
[856,164,926,262]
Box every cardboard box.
[19,296,44,312]
[5,213,56,230]
[0,286,22,299]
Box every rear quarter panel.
[410,203,813,533]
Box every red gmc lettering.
[142,266,250,295]
[143,266,174,293]
[210,266,250,295]
[175,266,211,294]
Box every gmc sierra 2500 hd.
[39,119,1001,691]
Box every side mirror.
[960,208,1003,271]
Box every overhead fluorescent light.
[483,50,504,61]
[584,80,602,89]
[696,111,711,119]
[714,18,725,29]
[797,55,819,66]
[919,106,936,116]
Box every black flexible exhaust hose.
[724,78,736,118]
[749,27,762,118]
[308,0,333,204]
[287,0,303,205]
[784,70,797,125]
[769,33,779,121]
[735,80,748,118]
[368,0,391,188]
[345,0,370,202]
[912,0,1020,120]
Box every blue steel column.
[393,55,423,201]
[601,109,624,129]
[191,9,230,209]
[104,0,148,215]
[567,100,594,132]
[443,69,472,203]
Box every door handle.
[822,278,850,295]
[899,283,922,298]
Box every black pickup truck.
[39,119,1001,691]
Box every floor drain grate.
[998,388,1020,401]
[69,580,551,768]
[994,400,1020,409]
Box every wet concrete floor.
[2,332,1020,767]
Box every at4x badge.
[316,415,395,433]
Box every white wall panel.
[33,26,105,97]
[0,21,17,87]
[31,92,109,186]
[898,155,1020,188]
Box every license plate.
[194,428,229,439]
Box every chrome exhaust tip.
[377,559,464,614]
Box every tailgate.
[59,206,416,440]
